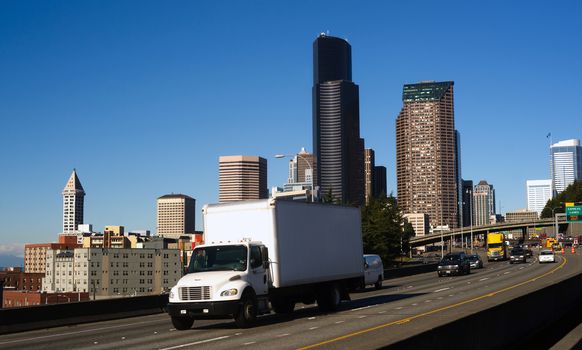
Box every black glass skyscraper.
[313,33,364,205]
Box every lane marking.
[358,316,367,319]
[308,317,316,320]
[159,336,230,350]
[479,278,489,281]
[309,327,319,330]
[277,333,290,337]
[298,256,567,350]
[335,321,345,324]
[504,272,510,275]
[433,287,450,293]
[378,311,387,314]
[243,341,256,346]
[394,307,403,310]
[350,305,372,312]
[0,318,166,346]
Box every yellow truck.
[487,233,507,262]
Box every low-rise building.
[43,248,181,298]
[3,290,90,308]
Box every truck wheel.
[271,298,295,314]
[234,291,257,328]
[374,276,382,290]
[317,284,341,312]
[171,316,194,330]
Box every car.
[437,252,470,277]
[539,249,556,263]
[363,254,384,289]
[510,248,527,264]
[467,254,484,269]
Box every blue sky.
[1,1,581,255]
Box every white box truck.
[167,198,364,329]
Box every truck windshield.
[188,245,248,273]
[488,243,503,249]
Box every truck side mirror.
[261,246,269,269]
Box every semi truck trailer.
[167,199,364,329]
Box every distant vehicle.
[543,238,558,249]
[487,233,508,262]
[437,252,470,277]
[467,254,484,269]
[552,243,562,252]
[510,248,527,264]
[539,249,556,263]
[363,254,384,290]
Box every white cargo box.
[202,199,363,288]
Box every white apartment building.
[526,179,552,216]
[43,248,181,297]
[551,139,582,194]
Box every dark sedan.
[437,252,471,277]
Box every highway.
[1,250,579,350]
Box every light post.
[551,203,564,238]
[467,188,474,254]
[274,153,314,202]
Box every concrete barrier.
[0,294,168,335]
[384,263,438,279]
[384,272,582,350]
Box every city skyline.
[1,1,581,256]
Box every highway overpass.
[409,216,572,247]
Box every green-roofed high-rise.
[396,81,458,229]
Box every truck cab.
[167,241,270,330]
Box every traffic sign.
[566,206,582,222]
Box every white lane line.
[358,316,367,319]
[335,320,345,324]
[504,271,510,274]
[158,336,230,350]
[407,286,414,289]
[378,311,387,314]
[519,267,525,270]
[425,300,432,303]
[308,317,316,320]
[309,327,319,330]
[0,319,166,346]
[235,333,243,336]
[395,307,403,310]
[467,282,472,284]
[243,342,256,346]
[433,287,450,293]
[277,333,290,337]
[350,305,372,312]
[448,294,455,297]
[479,277,489,281]
[437,297,443,300]
[412,303,418,306]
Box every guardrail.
[0,294,168,335]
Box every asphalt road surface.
[1,250,579,350]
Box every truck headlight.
[169,290,175,299]
[220,288,238,297]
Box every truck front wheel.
[234,291,257,328]
[171,316,194,330]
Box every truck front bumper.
[167,300,240,318]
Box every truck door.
[248,245,268,296]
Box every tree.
[541,180,582,218]
[361,194,407,263]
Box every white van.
[363,254,384,290]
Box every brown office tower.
[396,81,458,229]
[219,156,268,202]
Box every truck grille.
[179,286,212,301]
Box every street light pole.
[274,153,314,202]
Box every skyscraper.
[62,169,85,233]
[473,180,495,226]
[373,166,387,198]
[313,33,364,205]
[461,180,474,228]
[157,194,196,238]
[550,139,582,194]
[396,81,458,229]
[526,179,552,217]
[219,156,267,202]
[364,148,375,204]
